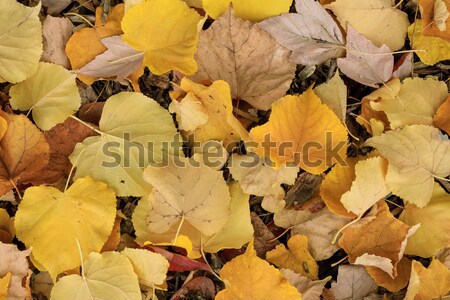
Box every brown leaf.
[419,0,450,41]
[101,215,122,252]
[78,102,105,125]
[41,16,73,68]
[250,212,280,257]
[171,276,216,300]
[365,257,411,293]
[144,246,211,272]
[285,172,323,208]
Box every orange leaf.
[405,259,450,300]
[366,256,411,292]
[419,0,450,41]
[434,95,450,135]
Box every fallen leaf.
[31,272,53,300]
[260,0,345,66]
[0,242,32,300]
[331,265,377,300]
[365,257,411,293]
[365,125,450,207]
[171,276,216,300]
[314,72,347,122]
[337,25,394,88]
[266,234,318,280]
[101,215,122,252]
[0,273,10,300]
[419,0,450,40]
[249,87,348,174]
[250,212,280,257]
[399,183,450,257]
[0,209,13,243]
[325,0,409,51]
[437,247,450,269]
[357,97,390,135]
[281,269,330,300]
[144,245,211,272]
[191,8,296,110]
[404,259,450,300]
[434,95,450,134]
[50,252,141,300]
[42,0,72,14]
[122,0,202,75]
[168,89,209,132]
[215,240,302,300]
[9,62,81,130]
[14,176,117,280]
[76,35,144,81]
[41,16,73,68]
[190,141,229,170]
[0,0,42,83]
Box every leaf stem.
[9,179,22,200]
[344,46,426,56]
[64,13,95,27]
[70,115,103,135]
[331,215,362,244]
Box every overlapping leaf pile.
[0,0,450,299]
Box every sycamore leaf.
[399,183,450,257]
[122,0,202,75]
[325,0,409,51]
[0,0,42,83]
[143,157,230,236]
[41,16,73,68]
[281,269,330,300]
[365,257,411,293]
[70,92,178,197]
[337,25,394,88]
[215,240,302,300]
[365,125,450,207]
[341,156,390,216]
[76,35,144,81]
[331,265,377,300]
[191,8,296,110]
[419,0,450,40]
[9,62,81,130]
[203,0,292,22]
[14,177,117,280]
[314,72,347,122]
[266,234,318,280]
[122,248,169,288]
[404,259,450,300]
[260,0,345,66]
[369,77,448,129]
[0,112,50,196]
[0,242,32,300]
[338,201,418,278]
[50,252,141,300]
[435,96,450,135]
[249,87,348,174]
[408,20,450,65]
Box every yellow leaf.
[50,252,141,300]
[122,0,202,75]
[365,125,450,207]
[0,0,42,83]
[14,177,117,281]
[9,62,81,130]
[399,183,450,257]
[434,95,450,134]
[408,20,450,65]
[405,259,450,300]
[325,0,409,51]
[314,72,347,122]
[249,87,348,174]
[266,234,318,280]
[0,273,11,300]
[366,257,411,293]
[203,0,292,22]
[216,240,302,300]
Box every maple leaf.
[9,62,81,130]
[434,95,450,135]
[266,234,319,280]
[0,0,42,83]
[122,0,202,75]
[50,252,141,300]
[337,25,394,88]
[191,8,296,110]
[365,125,450,207]
[215,240,302,300]
[325,0,409,51]
[260,0,345,66]
[0,242,32,300]
[14,177,117,280]
[0,111,50,196]
[314,72,347,122]
[249,87,348,174]
[331,265,377,300]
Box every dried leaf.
[314,72,347,122]
[41,16,73,68]
[331,265,377,300]
[419,0,450,40]
[281,269,330,300]
[434,95,450,134]
[0,242,32,300]
[365,257,411,293]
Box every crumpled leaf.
[0,242,32,300]
[365,257,411,293]
[314,72,347,122]
[191,8,296,110]
[41,16,73,68]
[122,0,202,75]
[249,87,348,174]
[408,20,450,65]
[399,183,450,257]
[203,0,292,22]
[404,259,450,300]
[14,176,117,280]
[331,265,377,300]
[266,234,318,280]
[215,240,302,300]
[260,0,345,66]
[50,252,141,300]
[337,25,394,88]
[365,125,450,207]
[434,95,450,134]
[281,269,330,300]
[9,62,81,130]
[368,77,448,130]
[0,0,42,83]
[70,92,178,197]
[338,201,418,278]
[76,35,144,81]
[0,111,50,196]
[419,0,450,40]
[325,0,409,51]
